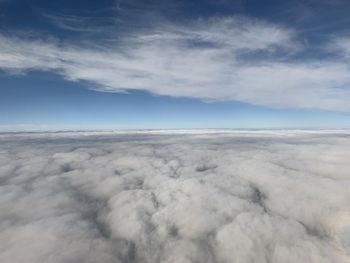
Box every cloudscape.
[1,1,350,263]
[2,5,350,112]
[1,131,350,263]
[1,0,350,130]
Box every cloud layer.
[0,130,350,263]
[1,17,350,111]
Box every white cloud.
[1,17,350,111]
[0,130,350,262]
[333,37,350,57]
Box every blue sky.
[1,0,350,130]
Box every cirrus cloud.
[1,16,350,111]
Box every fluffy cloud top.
[1,17,350,111]
[0,130,350,263]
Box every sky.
[1,0,350,130]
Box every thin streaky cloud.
[0,16,350,111]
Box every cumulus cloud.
[0,130,350,263]
[1,17,350,111]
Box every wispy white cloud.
[1,16,350,111]
[43,12,115,33]
[332,37,350,57]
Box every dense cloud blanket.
[0,131,349,263]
